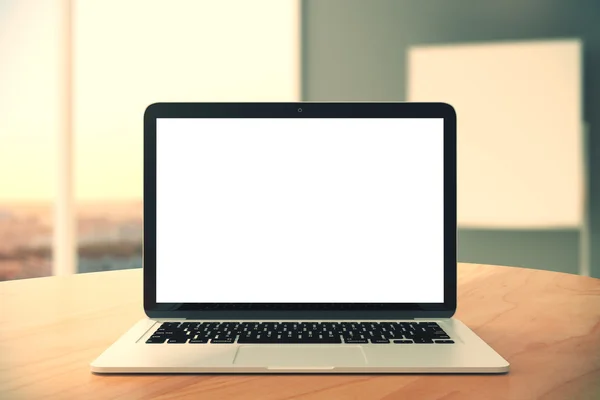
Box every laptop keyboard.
[145,322,454,344]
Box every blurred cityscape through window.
[0,204,53,281]
[0,202,142,280]
[76,202,142,274]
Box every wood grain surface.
[1,263,599,399]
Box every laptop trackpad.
[233,345,367,368]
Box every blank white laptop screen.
[156,118,444,303]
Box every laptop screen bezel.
[143,102,457,319]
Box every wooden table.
[1,264,599,399]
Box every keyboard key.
[167,338,188,343]
[371,338,390,344]
[237,337,342,344]
[435,340,455,344]
[344,338,368,344]
[393,340,414,344]
[189,338,209,344]
[146,336,167,344]
[413,337,434,344]
[211,338,235,344]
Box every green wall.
[302,0,600,277]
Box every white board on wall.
[408,40,584,229]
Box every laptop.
[91,102,509,373]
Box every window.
[0,0,63,280]
[1,0,300,280]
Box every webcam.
[297,108,303,113]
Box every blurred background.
[0,0,598,281]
